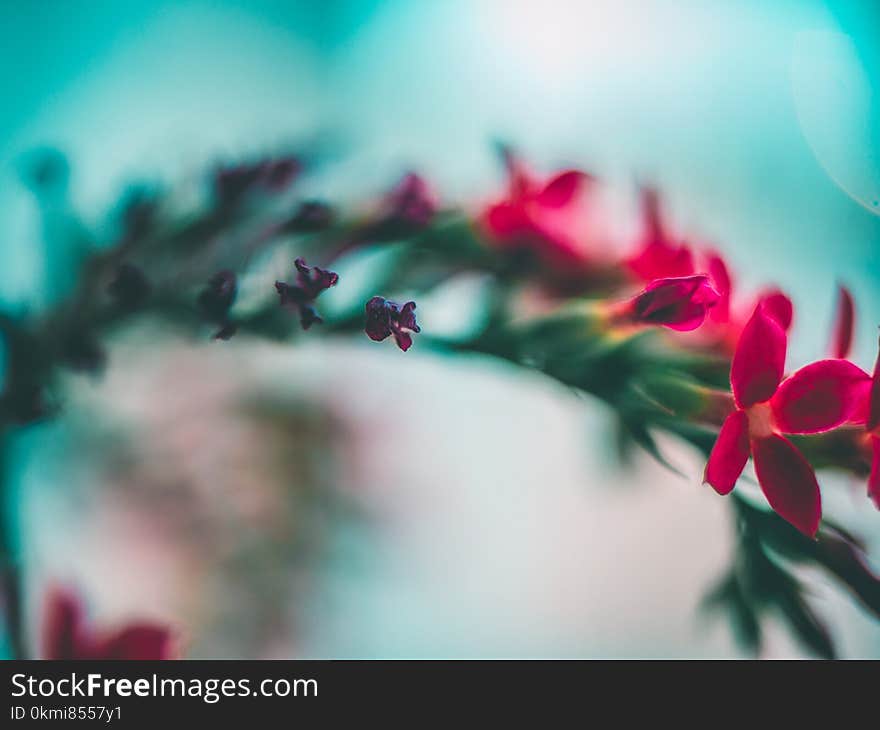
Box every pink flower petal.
[770,359,871,434]
[482,201,528,240]
[41,588,85,660]
[536,170,590,208]
[869,337,880,433]
[730,305,787,408]
[751,434,821,537]
[759,290,793,331]
[96,625,174,660]
[830,285,855,360]
[706,252,732,323]
[869,436,880,510]
[704,410,750,495]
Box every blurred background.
[1,0,879,658]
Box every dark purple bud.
[107,264,151,311]
[365,297,394,342]
[364,296,421,352]
[198,270,238,340]
[383,173,438,228]
[213,156,301,208]
[284,200,335,233]
[294,257,339,298]
[275,258,338,330]
[213,163,263,207]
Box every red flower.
[626,188,695,282]
[829,285,855,360]
[42,588,174,660]
[481,152,593,267]
[705,300,870,535]
[612,275,720,331]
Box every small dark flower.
[198,270,238,340]
[284,200,335,233]
[364,296,420,351]
[353,173,439,244]
[382,172,438,229]
[214,163,263,207]
[107,263,152,311]
[275,258,339,330]
[213,156,301,209]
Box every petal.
[627,242,694,282]
[770,359,871,434]
[706,252,732,323]
[397,301,420,332]
[482,201,528,240]
[536,170,589,208]
[830,285,854,360]
[759,290,793,331]
[730,305,787,408]
[364,296,393,342]
[751,434,821,537]
[704,410,750,494]
[96,625,174,660]
[630,274,719,331]
[393,330,413,352]
[41,589,85,660]
[869,436,880,510]
[869,336,880,433]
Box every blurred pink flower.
[275,258,339,330]
[42,588,174,660]
[481,151,595,269]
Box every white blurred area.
[2,0,880,657]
